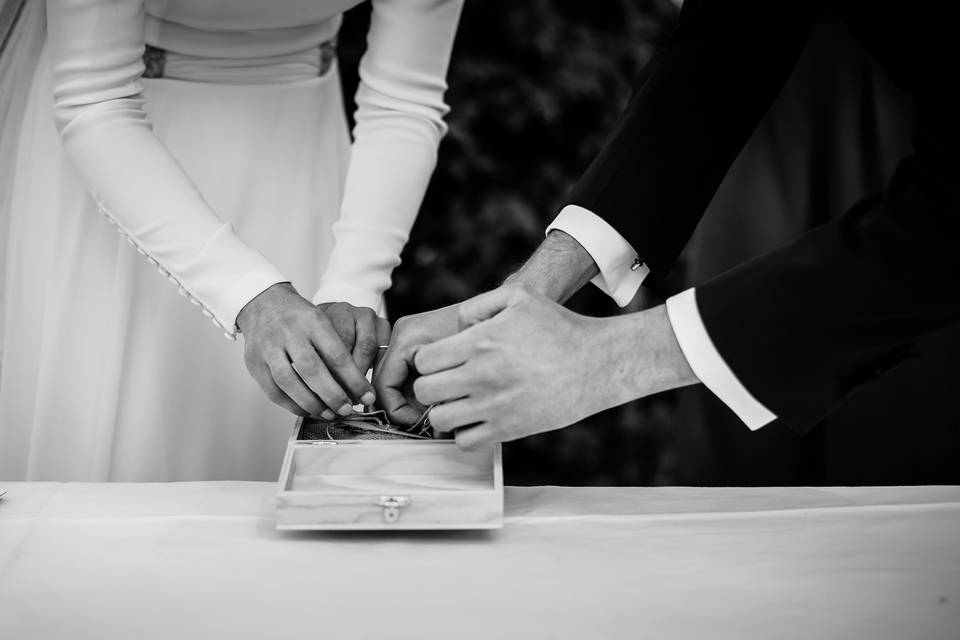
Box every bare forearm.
[505,233,696,404]
[605,305,699,407]
[504,230,599,304]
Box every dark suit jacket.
[566,0,960,433]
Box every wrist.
[605,305,699,404]
[237,282,296,334]
[506,230,599,303]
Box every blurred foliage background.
[338,0,681,485]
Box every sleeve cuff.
[546,205,649,307]
[665,288,777,431]
[312,283,384,315]
[218,265,289,333]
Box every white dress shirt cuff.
[546,205,649,307]
[666,288,777,431]
[312,283,384,316]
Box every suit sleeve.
[696,152,960,433]
[564,0,821,282]
[677,3,960,433]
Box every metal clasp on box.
[373,495,411,524]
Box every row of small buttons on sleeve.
[97,205,239,341]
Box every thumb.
[457,285,523,331]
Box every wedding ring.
[378,345,390,350]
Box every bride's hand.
[237,283,377,418]
[316,301,391,376]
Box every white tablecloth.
[0,483,958,639]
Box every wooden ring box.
[276,417,504,530]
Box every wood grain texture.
[291,441,494,477]
[276,490,502,530]
[291,473,493,493]
[276,418,504,530]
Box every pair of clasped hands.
[236,279,639,450]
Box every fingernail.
[337,403,353,416]
[321,409,335,420]
[361,391,375,406]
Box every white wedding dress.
[0,0,462,480]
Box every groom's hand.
[411,284,698,450]
[410,285,612,449]
[237,283,376,418]
[373,303,460,425]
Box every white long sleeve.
[311,0,464,312]
[47,0,287,338]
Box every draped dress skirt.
[0,37,350,480]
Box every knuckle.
[272,366,296,387]
[322,303,345,318]
[330,309,352,326]
[329,318,354,339]
[475,338,503,357]
[393,316,418,341]
[392,323,409,343]
[324,391,349,409]
[327,350,352,370]
[312,312,335,332]
[511,282,534,298]
[315,381,349,403]
[290,353,320,375]
[355,336,378,354]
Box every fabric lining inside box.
[298,411,433,441]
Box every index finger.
[457,286,517,330]
[309,316,375,405]
[413,327,478,376]
[351,309,379,375]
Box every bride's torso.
[144,0,365,81]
